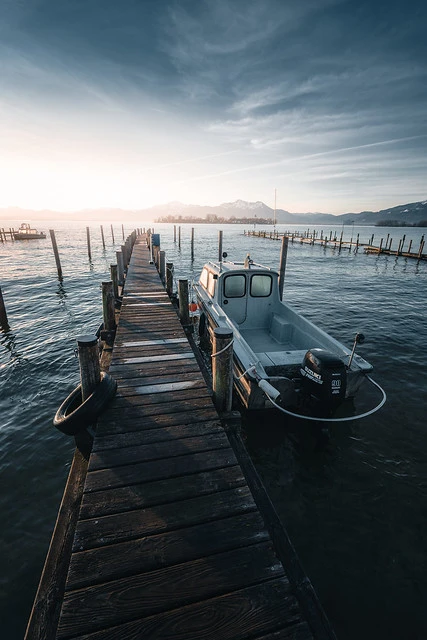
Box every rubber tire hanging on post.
[53,371,117,436]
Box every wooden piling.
[100,225,105,250]
[174,225,176,242]
[278,236,288,301]
[178,279,190,326]
[212,327,234,414]
[122,224,125,241]
[159,250,166,283]
[191,227,194,261]
[110,264,119,300]
[49,230,63,279]
[219,230,223,261]
[166,262,174,297]
[86,227,92,262]
[110,224,115,244]
[101,281,116,332]
[0,286,9,330]
[178,225,181,249]
[116,250,124,286]
[77,335,101,400]
[121,244,127,270]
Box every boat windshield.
[250,274,272,297]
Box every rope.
[211,339,234,358]
[259,374,387,423]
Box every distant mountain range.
[1,199,427,225]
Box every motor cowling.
[300,349,347,415]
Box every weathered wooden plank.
[97,406,219,435]
[108,370,204,387]
[58,543,285,638]
[60,579,305,640]
[80,465,246,519]
[109,359,200,378]
[106,395,212,417]
[114,379,208,399]
[88,432,231,471]
[84,448,238,493]
[74,486,255,550]
[67,510,270,590]
[92,420,223,452]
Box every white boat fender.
[258,379,281,401]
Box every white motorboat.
[194,255,385,421]
[13,223,46,240]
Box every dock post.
[166,263,174,297]
[212,327,234,413]
[418,236,425,259]
[407,240,413,254]
[116,250,124,286]
[191,227,194,261]
[159,250,166,283]
[218,230,223,261]
[178,279,190,327]
[100,225,106,250]
[86,227,92,262]
[111,224,115,243]
[122,224,125,241]
[49,230,63,280]
[178,225,181,249]
[0,286,9,330]
[110,264,119,300]
[121,244,128,271]
[174,225,176,242]
[101,281,116,335]
[75,334,101,454]
[278,236,289,301]
[378,238,383,254]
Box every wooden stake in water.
[121,224,125,241]
[0,286,9,330]
[110,264,118,300]
[191,227,194,261]
[77,335,101,401]
[86,227,92,262]
[178,279,190,326]
[212,327,234,413]
[49,229,63,279]
[278,236,288,301]
[218,230,223,262]
[116,250,124,286]
[100,225,105,250]
[174,225,176,242]
[111,224,115,243]
[101,281,116,332]
[166,262,174,297]
[178,225,181,249]
[159,250,166,283]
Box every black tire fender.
[198,312,207,337]
[53,371,117,435]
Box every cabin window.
[200,268,209,289]
[207,272,216,297]
[250,274,272,297]
[224,274,246,298]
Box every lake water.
[1,220,426,639]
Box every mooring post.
[278,235,289,301]
[121,224,125,241]
[166,263,174,297]
[100,225,105,250]
[178,225,181,249]
[400,234,406,255]
[101,281,116,333]
[111,224,115,243]
[191,227,195,261]
[418,235,425,259]
[356,233,360,251]
[0,286,9,330]
[407,239,413,254]
[178,279,190,327]
[75,334,101,454]
[174,225,176,242]
[339,230,343,252]
[218,230,223,262]
[121,244,127,271]
[86,227,92,262]
[159,250,166,283]
[49,229,63,279]
[212,327,234,414]
[378,238,383,253]
[110,264,119,300]
[116,250,124,286]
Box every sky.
[1,0,426,214]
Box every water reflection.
[55,279,67,307]
[0,328,22,361]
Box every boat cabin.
[199,259,279,328]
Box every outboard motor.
[300,348,347,416]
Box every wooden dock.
[27,234,335,640]
[245,229,426,261]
